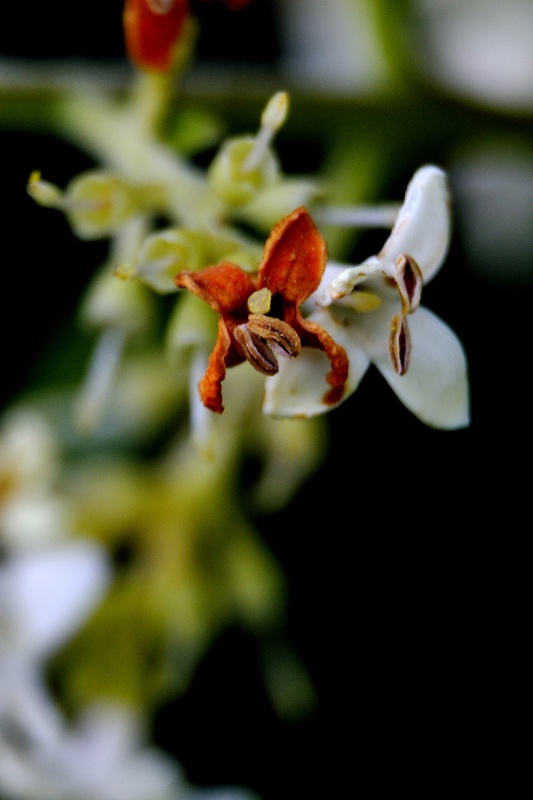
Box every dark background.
[1,2,532,799]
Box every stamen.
[246,314,301,359]
[233,325,279,376]
[27,171,63,208]
[241,92,289,173]
[388,314,411,375]
[394,253,423,314]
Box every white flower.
[263,165,470,429]
[0,536,257,800]
[0,541,111,798]
[0,408,74,552]
[0,699,187,800]
[412,0,533,112]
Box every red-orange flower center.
[175,207,349,413]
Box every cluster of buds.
[26,0,469,436]
[4,3,472,798]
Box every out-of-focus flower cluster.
[2,1,470,798]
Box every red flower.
[123,0,189,72]
[123,0,254,73]
[175,207,349,413]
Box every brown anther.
[246,314,301,359]
[389,313,411,375]
[395,254,423,315]
[233,325,279,376]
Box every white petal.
[262,310,370,417]
[322,257,383,304]
[415,0,533,111]
[373,306,470,430]
[379,165,450,284]
[53,705,184,800]
[5,541,110,659]
[1,495,69,551]
[303,262,346,311]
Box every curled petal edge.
[262,310,370,417]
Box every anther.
[388,313,411,375]
[246,314,301,359]
[395,253,423,315]
[233,325,279,375]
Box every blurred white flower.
[451,138,533,284]
[279,0,390,93]
[0,542,110,660]
[0,541,110,797]
[0,408,71,551]
[412,0,533,111]
[0,541,256,800]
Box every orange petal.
[175,263,256,316]
[198,319,235,413]
[123,0,188,72]
[293,311,349,405]
[258,207,327,306]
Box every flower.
[0,541,110,796]
[123,0,189,73]
[175,207,349,413]
[263,165,470,430]
[0,408,71,551]
[0,502,259,800]
[123,0,254,73]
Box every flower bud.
[123,0,188,73]
[123,227,263,293]
[29,170,163,240]
[236,178,322,231]
[27,171,63,207]
[127,229,208,293]
[80,266,155,334]
[207,136,280,206]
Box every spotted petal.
[372,306,470,429]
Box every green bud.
[80,265,154,334]
[131,229,208,293]
[64,171,137,239]
[62,171,166,240]
[236,178,324,232]
[166,292,218,366]
[127,226,264,293]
